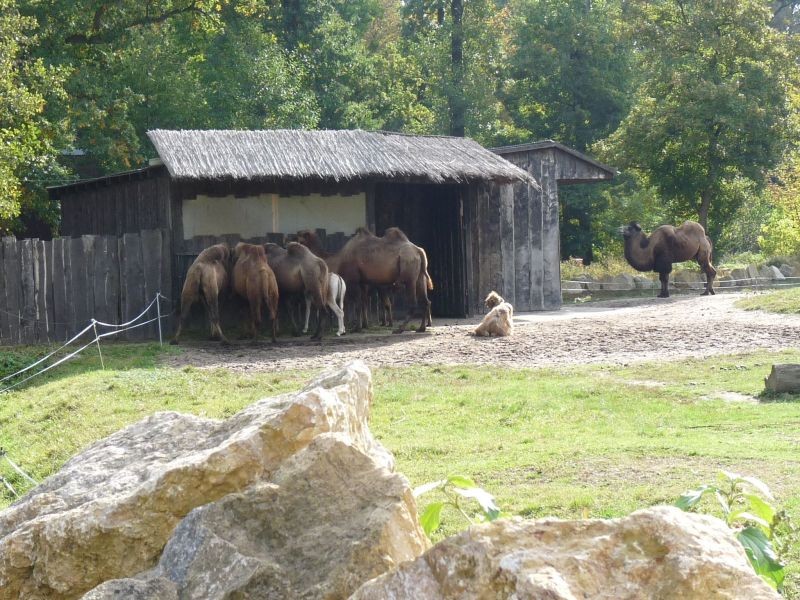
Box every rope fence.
[0,448,39,499]
[0,293,168,395]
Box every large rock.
[730,267,751,286]
[0,361,393,600]
[672,270,705,290]
[84,434,428,599]
[351,506,779,600]
[759,265,785,281]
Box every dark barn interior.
[373,183,467,318]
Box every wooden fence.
[0,229,171,345]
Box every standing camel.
[232,243,279,341]
[619,221,717,298]
[303,272,346,337]
[263,242,329,340]
[172,244,231,344]
[297,227,432,334]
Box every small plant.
[676,470,793,591]
[414,475,501,536]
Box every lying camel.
[620,221,716,298]
[263,242,329,340]
[232,243,279,342]
[172,244,231,344]
[297,227,432,333]
[474,291,513,337]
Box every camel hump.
[355,226,375,237]
[286,242,310,258]
[384,227,409,242]
[200,244,229,263]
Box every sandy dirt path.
[162,292,798,372]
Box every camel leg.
[170,295,193,344]
[360,284,371,330]
[657,271,670,298]
[393,280,418,334]
[348,285,363,333]
[698,256,717,296]
[415,276,430,333]
[328,297,345,336]
[268,299,278,343]
[302,295,312,334]
[209,301,230,344]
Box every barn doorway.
[374,183,468,318]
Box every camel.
[263,242,329,340]
[474,291,514,337]
[620,221,717,298]
[303,272,346,336]
[232,242,279,342]
[297,227,432,333]
[172,244,231,344]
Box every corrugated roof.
[146,129,537,186]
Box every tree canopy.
[5,0,800,261]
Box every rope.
[0,293,168,394]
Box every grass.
[736,287,800,314]
[2,343,800,593]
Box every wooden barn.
[50,129,612,321]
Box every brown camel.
[620,221,717,298]
[297,227,432,333]
[172,244,231,344]
[232,242,279,341]
[263,242,329,340]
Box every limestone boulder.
[672,270,705,290]
[351,506,779,600]
[779,264,795,277]
[759,265,785,281]
[0,361,391,600]
[84,434,428,599]
[730,267,751,286]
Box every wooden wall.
[0,230,171,345]
[472,149,561,312]
[57,168,171,237]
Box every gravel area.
[162,292,799,372]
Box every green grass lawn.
[736,287,800,313]
[2,343,800,592]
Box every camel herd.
[172,227,434,344]
[171,218,718,345]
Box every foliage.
[760,150,800,257]
[676,471,794,590]
[0,0,69,235]
[597,0,799,241]
[413,475,501,536]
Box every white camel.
[304,272,347,336]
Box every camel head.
[484,291,505,309]
[619,222,643,239]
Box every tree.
[598,0,798,239]
[0,0,69,235]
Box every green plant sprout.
[676,470,794,591]
[414,475,501,536]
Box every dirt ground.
[162,291,799,372]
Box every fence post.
[156,293,163,347]
[92,320,105,370]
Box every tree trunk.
[698,188,712,231]
[449,0,465,137]
[282,0,302,49]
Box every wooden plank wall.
[479,149,562,313]
[58,169,171,237]
[0,230,170,346]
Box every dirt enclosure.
[162,292,799,372]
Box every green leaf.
[743,494,776,527]
[419,502,445,536]
[675,485,716,511]
[739,476,774,500]
[737,527,785,590]
[454,486,501,520]
[447,475,478,489]
[729,510,771,532]
[413,480,446,498]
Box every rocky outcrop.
[85,434,427,599]
[351,506,779,600]
[0,361,397,600]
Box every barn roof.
[491,140,616,183]
[146,129,536,186]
